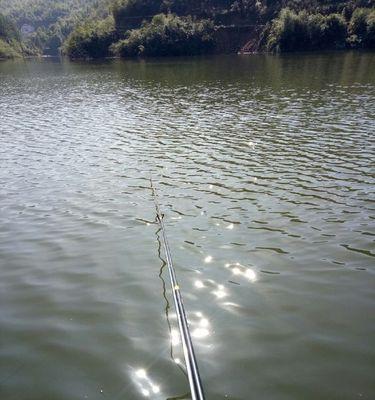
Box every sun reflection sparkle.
[132,368,162,398]
[226,262,257,282]
[192,328,210,338]
[248,141,256,149]
[136,369,147,378]
[194,280,205,288]
[204,255,213,263]
[213,286,227,299]
[190,311,211,339]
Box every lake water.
[0,52,374,400]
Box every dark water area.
[0,52,374,400]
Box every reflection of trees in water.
[111,52,374,90]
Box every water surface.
[0,52,374,400]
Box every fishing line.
[151,178,205,400]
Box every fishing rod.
[150,178,205,400]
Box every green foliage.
[2,0,374,57]
[0,13,21,41]
[1,0,112,55]
[111,0,163,32]
[367,10,375,46]
[110,13,214,57]
[1,0,111,27]
[63,16,117,58]
[350,7,370,34]
[324,13,348,45]
[112,0,162,19]
[348,7,375,47]
[265,8,347,51]
[0,38,21,58]
[112,0,235,19]
[112,0,244,31]
[0,13,23,58]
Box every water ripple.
[0,53,374,400]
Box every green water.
[0,52,374,400]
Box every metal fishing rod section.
[150,178,205,400]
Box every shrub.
[0,13,20,42]
[112,0,163,31]
[266,8,347,52]
[266,9,307,52]
[323,13,347,48]
[0,38,21,58]
[110,13,214,57]
[63,17,118,58]
[0,13,23,58]
[349,7,370,36]
[366,10,375,47]
[112,0,162,18]
[349,8,375,48]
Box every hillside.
[1,0,374,57]
[63,0,375,58]
[0,0,111,55]
[0,13,23,58]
